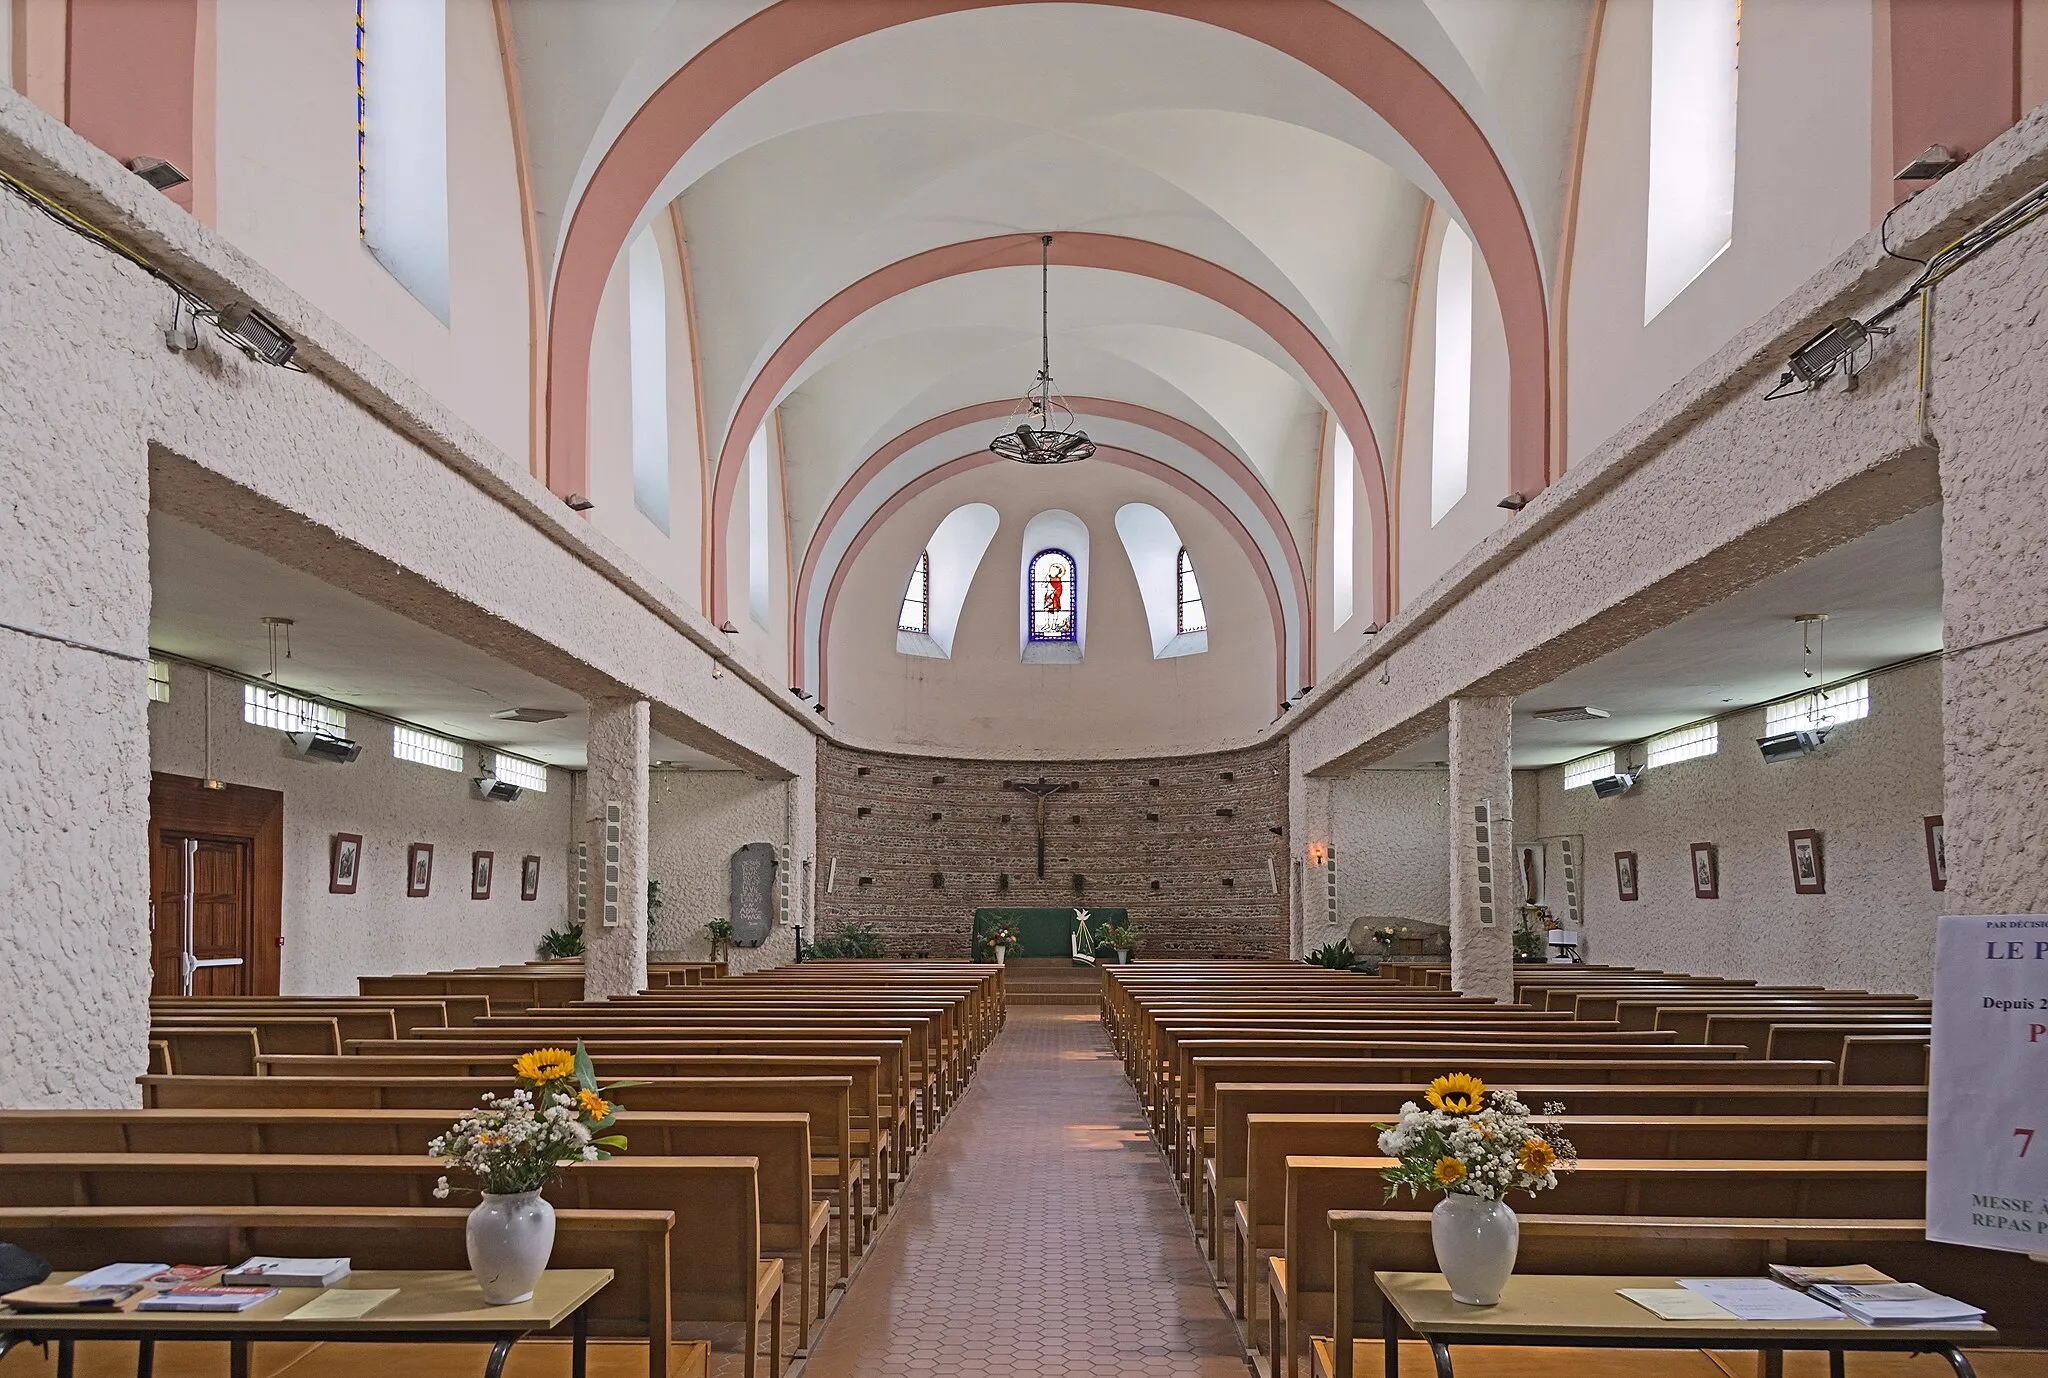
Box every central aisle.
[800,1005,1248,1378]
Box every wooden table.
[1366,1272,1994,1378]
[0,1269,612,1378]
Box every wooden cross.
[1002,776,1077,878]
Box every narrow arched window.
[1176,547,1206,635]
[1027,548,1078,643]
[897,550,930,634]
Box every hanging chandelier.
[989,234,1094,465]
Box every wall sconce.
[1307,843,1327,867]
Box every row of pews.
[2,958,1002,1378]
[1102,960,2039,1378]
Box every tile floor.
[796,1005,1249,1378]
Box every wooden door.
[148,774,284,995]
[151,833,253,995]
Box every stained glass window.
[898,550,930,634]
[1176,547,1206,634]
[1027,548,1077,643]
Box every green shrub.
[810,921,887,959]
[537,921,584,959]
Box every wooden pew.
[138,1075,864,1278]
[153,994,490,1030]
[1315,1213,2037,1378]
[0,1155,782,1378]
[0,1109,829,1352]
[0,1205,688,1378]
[151,1017,343,1058]
[1266,1157,1931,1378]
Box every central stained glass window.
[1027,547,1077,643]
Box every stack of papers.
[1809,1283,1987,1327]
[138,1287,278,1313]
[1768,1264,1895,1290]
[1675,1279,1844,1321]
[224,1257,351,1288]
[1618,1288,1737,1320]
[2,1283,149,1312]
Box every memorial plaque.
[730,841,779,948]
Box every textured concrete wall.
[1323,770,1453,948]
[1535,661,1944,994]
[582,697,649,999]
[149,664,574,992]
[817,739,1290,958]
[1447,697,1514,1001]
[648,768,799,973]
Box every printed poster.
[1926,915,2048,1254]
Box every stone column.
[1447,696,1514,1003]
[583,696,650,998]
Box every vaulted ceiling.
[509,0,1594,659]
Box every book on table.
[1809,1283,1987,1327]
[2,1283,151,1312]
[223,1257,351,1288]
[137,1287,279,1313]
[1767,1264,1895,1291]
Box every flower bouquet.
[984,923,1020,964]
[431,1043,635,1304]
[1376,1074,1577,1305]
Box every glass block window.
[1176,547,1206,634]
[1563,750,1616,791]
[243,684,345,734]
[147,659,171,703]
[1027,547,1077,643]
[1647,720,1719,768]
[393,725,464,772]
[492,753,548,793]
[898,550,930,634]
[1766,678,1870,735]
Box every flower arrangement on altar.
[984,924,1021,949]
[1376,1074,1577,1203]
[431,1043,634,1198]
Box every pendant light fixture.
[989,234,1094,465]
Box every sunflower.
[1425,1072,1486,1115]
[576,1088,613,1120]
[1432,1156,1468,1186]
[513,1047,577,1085]
[1517,1139,1558,1174]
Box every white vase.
[467,1190,556,1305]
[992,945,1007,966]
[1431,1193,1519,1305]
[1115,949,1130,965]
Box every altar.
[973,907,1127,961]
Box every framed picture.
[1787,829,1825,895]
[1690,842,1719,900]
[521,854,542,902]
[1923,814,1947,892]
[1614,851,1639,902]
[329,833,362,895]
[471,850,494,900]
[406,842,434,898]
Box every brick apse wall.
[815,739,1290,957]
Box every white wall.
[1318,768,1452,950]
[148,663,573,993]
[1532,659,1943,994]
[211,0,532,465]
[646,767,796,972]
[825,459,1279,756]
[721,412,793,682]
[1566,0,1873,466]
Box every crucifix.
[1002,776,1077,878]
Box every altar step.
[1002,957,1106,1005]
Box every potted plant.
[704,917,733,964]
[1376,1074,1576,1305]
[536,920,583,959]
[1304,938,1358,970]
[983,923,1020,966]
[1096,921,1139,964]
[430,1043,633,1304]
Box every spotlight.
[473,776,524,802]
[287,731,361,764]
[1787,318,1871,385]
[791,688,813,701]
[1590,771,1636,800]
[1497,492,1528,512]
[1895,144,1962,181]
[1757,729,1826,763]
[719,621,738,634]
[563,493,595,512]
[215,302,297,367]
[125,156,190,192]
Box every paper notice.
[286,1290,397,1321]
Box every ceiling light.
[125,156,190,191]
[492,707,568,723]
[1533,706,1611,723]
[989,235,1093,466]
[563,493,594,512]
[1895,144,1961,181]
[1497,492,1528,512]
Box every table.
[1369,1272,1995,1378]
[0,1268,612,1378]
